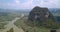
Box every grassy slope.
[14,17,50,32]
[14,16,60,32]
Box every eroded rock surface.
[28,6,56,22]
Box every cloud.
[6,0,34,9]
[0,0,30,9]
[33,0,59,8]
[15,0,20,4]
[0,0,60,9]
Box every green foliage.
[0,13,18,29]
[7,28,13,32]
[14,16,60,32]
[42,19,60,29]
[14,17,50,32]
[27,19,60,29]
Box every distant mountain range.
[49,8,60,13]
[0,8,60,13]
[0,8,60,15]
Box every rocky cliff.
[28,6,56,22]
[26,6,59,29]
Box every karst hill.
[14,6,60,32]
[28,6,55,21]
[26,6,59,29]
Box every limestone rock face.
[28,6,56,22]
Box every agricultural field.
[0,12,21,30]
[14,15,60,32]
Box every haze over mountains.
[0,8,60,14]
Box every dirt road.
[0,14,24,32]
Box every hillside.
[27,6,60,29]
[14,6,60,32]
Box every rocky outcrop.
[26,6,59,28]
[28,6,56,22]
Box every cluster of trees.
[56,16,60,22]
[26,19,60,29]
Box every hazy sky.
[0,0,60,9]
